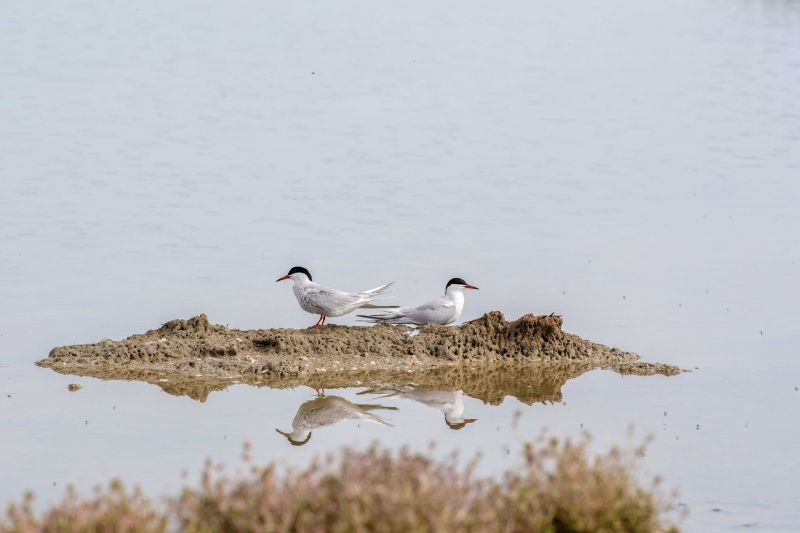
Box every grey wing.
[402,389,456,407]
[297,397,359,428]
[405,298,456,325]
[301,286,362,314]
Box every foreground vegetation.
[2,436,679,532]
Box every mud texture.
[37,311,681,402]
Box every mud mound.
[37,311,682,400]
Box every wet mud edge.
[36,311,684,402]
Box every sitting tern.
[276,266,397,327]
[359,387,477,429]
[357,277,478,325]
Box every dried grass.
[2,435,679,532]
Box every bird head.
[276,266,313,283]
[275,428,312,446]
[444,415,478,430]
[445,278,479,294]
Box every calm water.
[1,0,799,530]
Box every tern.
[357,277,478,325]
[276,392,397,446]
[276,266,397,327]
[359,387,476,429]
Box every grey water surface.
[1,0,799,530]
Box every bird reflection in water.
[359,387,477,430]
[276,389,397,446]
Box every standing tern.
[276,392,397,446]
[357,277,479,325]
[276,266,397,327]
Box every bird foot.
[308,315,326,328]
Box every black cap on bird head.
[275,428,312,446]
[276,266,313,282]
[446,277,467,289]
[288,266,312,280]
[444,415,478,430]
[445,278,479,293]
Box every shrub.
[2,482,166,533]
[2,435,679,532]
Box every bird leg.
[308,315,325,329]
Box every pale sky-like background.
[2,1,799,530]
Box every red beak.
[275,275,290,282]
[464,285,479,290]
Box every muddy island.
[37,311,682,402]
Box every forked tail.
[363,411,394,427]
[359,303,401,309]
[359,282,399,309]
[355,403,399,412]
[356,309,408,323]
[361,282,394,297]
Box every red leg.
[321,316,327,326]
[308,315,324,329]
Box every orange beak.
[276,275,290,282]
[464,285,479,290]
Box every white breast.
[448,291,465,324]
